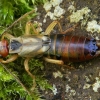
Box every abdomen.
[45,34,98,62]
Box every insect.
[0,10,100,94]
[1,20,100,73]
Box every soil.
[34,0,100,100]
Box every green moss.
[0,0,47,26]
[0,0,52,99]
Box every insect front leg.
[24,58,36,90]
[1,32,15,40]
[0,54,18,63]
[25,21,39,35]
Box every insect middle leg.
[0,54,18,63]
[25,21,40,35]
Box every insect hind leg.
[24,58,36,90]
[44,20,78,35]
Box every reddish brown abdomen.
[46,34,98,62]
[0,40,9,57]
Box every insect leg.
[44,20,78,35]
[44,57,64,65]
[0,54,18,63]
[51,21,75,34]
[44,21,58,35]
[44,20,72,35]
[24,58,36,90]
[25,21,39,35]
[1,32,15,40]
[59,23,79,34]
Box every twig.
[1,10,35,35]
[0,63,32,95]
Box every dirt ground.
[33,0,100,100]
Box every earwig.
[0,19,100,94]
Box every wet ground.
[34,0,100,100]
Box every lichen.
[68,3,100,34]
[69,7,91,23]
[68,1,75,13]
[86,20,100,33]
[43,0,65,22]
[53,71,63,78]
[85,75,91,82]
[83,83,91,89]
[52,84,58,95]
[92,77,100,92]
[65,84,76,96]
